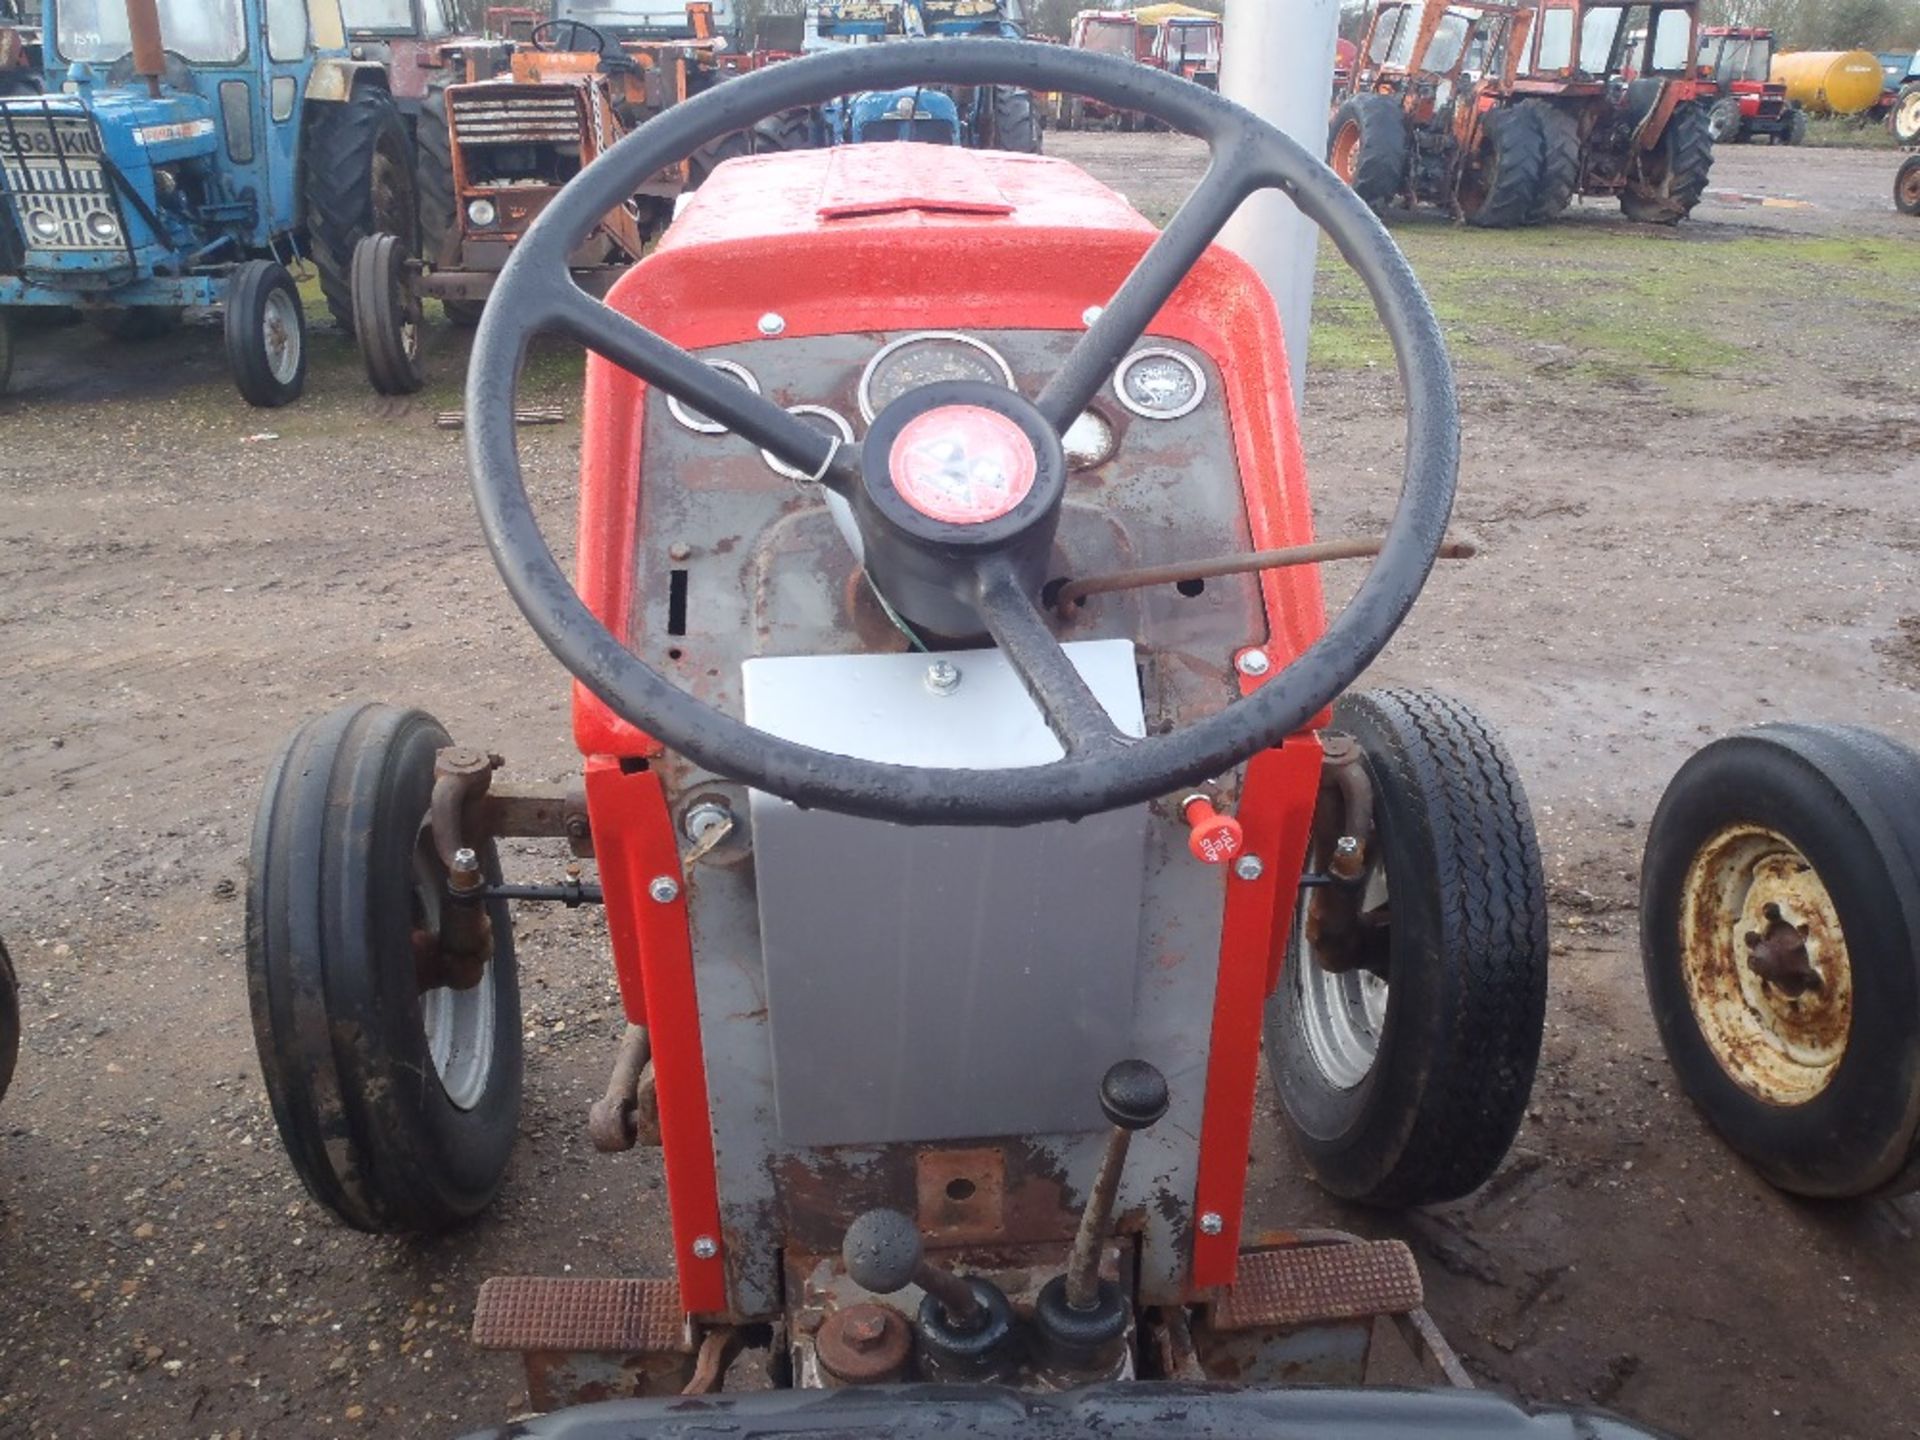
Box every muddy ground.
[1,133,1918,1439]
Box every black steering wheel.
[529,18,607,54]
[465,40,1459,827]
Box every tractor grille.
[0,105,123,253]
[449,89,584,146]
[860,118,957,144]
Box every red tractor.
[1146,14,1223,90]
[1053,10,1145,128]
[245,39,1594,1431]
[1695,25,1805,145]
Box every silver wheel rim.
[1293,868,1391,1090]
[263,288,301,385]
[413,835,496,1111]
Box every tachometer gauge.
[1062,409,1117,471]
[667,360,760,435]
[1114,347,1207,421]
[762,405,856,482]
[859,332,1017,423]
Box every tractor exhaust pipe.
[125,0,166,98]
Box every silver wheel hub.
[413,836,496,1111]
[262,288,301,385]
[1294,867,1391,1090]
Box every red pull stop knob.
[1182,795,1244,866]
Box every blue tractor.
[754,1,1039,152]
[0,0,421,404]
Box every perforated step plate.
[472,1276,692,1356]
[1209,1240,1424,1331]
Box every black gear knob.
[1099,1059,1169,1131]
[842,1207,924,1295]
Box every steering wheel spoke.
[544,282,854,490]
[974,561,1130,759]
[1037,154,1260,432]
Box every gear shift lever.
[842,1208,1019,1381]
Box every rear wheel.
[1898,155,1920,217]
[1518,99,1580,223]
[987,86,1043,154]
[1706,96,1742,144]
[751,108,816,154]
[351,232,426,396]
[689,126,755,187]
[304,83,416,334]
[0,934,17,1106]
[224,260,307,409]
[248,702,523,1233]
[1267,690,1549,1207]
[1620,101,1712,224]
[415,83,457,270]
[1785,107,1809,146]
[1896,84,1920,146]
[1326,93,1407,212]
[1458,105,1546,229]
[1642,726,1920,1198]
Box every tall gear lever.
[1033,1059,1170,1384]
[841,1208,1019,1382]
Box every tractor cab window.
[267,0,309,59]
[1716,35,1771,81]
[1385,6,1421,67]
[1423,11,1472,74]
[422,0,455,36]
[1574,4,1628,76]
[1535,6,1573,69]
[1459,13,1510,79]
[1366,4,1407,65]
[56,0,247,64]
[338,0,413,30]
[1647,7,1692,74]
[1163,21,1218,69]
[1080,18,1136,56]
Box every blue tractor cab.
[0,0,418,405]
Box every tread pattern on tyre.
[303,83,410,333]
[1462,106,1546,229]
[351,233,424,397]
[1328,93,1407,211]
[988,87,1043,154]
[1364,690,1549,1202]
[1622,102,1713,223]
[1518,99,1580,222]
[416,83,457,269]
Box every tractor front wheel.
[224,261,307,409]
[1266,690,1549,1207]
[351,233,427,396]
[0,933,18,1107]
[1898,154,1920,217]
[1642,726,1920,1198]
[1896,83,1920,146]
[1327,93,1407,213]
[1458,105,1546,228]
[304,83,416,335]
[1785,107,1810,146]
[248,702,523,1233]
[1706,96,1742,144]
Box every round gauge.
[858,332,1017,424]
[1062,409,1117,471]
[762,405,855,482]
[667,359,760,435]
[1114,347,1207,421]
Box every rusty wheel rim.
[412,829,496,1112]
[1679,824,1851,1106]
[1899,161,1920,212]
[1330,120,1362,184]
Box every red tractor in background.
[1145,12,1222,89]
[1695,25,1805,144]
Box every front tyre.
[0,933,18,1106]
[224,261,307,409]
[1327,93,1407,212]
[304,83,416,334]
[1267,690,1548,1207]
[1896,84,1920,146]
[1458,105,1546,229]
[0,310,13,396]
[1896,154,1920,217]
[248,703,523,1233]
[351,233,427,396]
[1641,726,1920,1199]
[987,86,1043,154]
[1706,96,1742,144]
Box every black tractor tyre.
[91,306,182,341]
[1895,83,1920,146]
[415,83,458,270]
[1459,105,1547,229]
[1518,99,1580,223]
[351,232,427,396]
[248,702,523,1233]
[1641,726,1920,1199]
[1785,107,1810,146]
[1620,102,1713,224]
[0,310,14,397]
[1706,95,1742,144]
[224,260,308,409]
[1326,93,1407,212]
[986,86,1043,154]
[0,933,18,1107]
[1267,690,1549,1207]
[751,108,817,154]
[1898,154,1920,217]
[689,126,755,187]
[304,83,417,334]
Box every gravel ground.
[1,133,1917,1440]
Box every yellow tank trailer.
[1771,49,1884,116]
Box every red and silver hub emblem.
[887,405,1038,526]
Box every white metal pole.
[1218,0,1342,402]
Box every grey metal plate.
[744,643,1150,1148]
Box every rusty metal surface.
[588,1024,652,1153]
[1395,1306,1475,1389]
[814,1304,913,1385]
[472,1276,692,1355]
[1193,1317,1374,1387]
[915,1147,1008,1244]
[520,1350,699,1413]
[1208,1240,1423,1332]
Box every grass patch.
[1308,221,1920,394]
[1800,114,1901,149]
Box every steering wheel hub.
[890,406,1037,526]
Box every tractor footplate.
[1211,1238,1424,1331]
[473,1276,696,1411]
